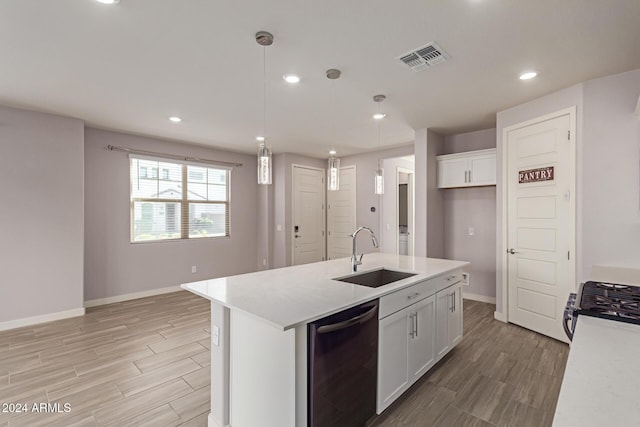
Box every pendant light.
[373,94,386,195]
[326,68,342,191]
[256,31,273,185]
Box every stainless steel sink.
[334,268,417,288]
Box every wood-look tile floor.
[0,291,211,427]
[0,292,569,427]
[369,300,569,427]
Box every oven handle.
[562,309,574,341]
[317,305,378,334]
[563,293,577,341]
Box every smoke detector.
[397,42,449,72]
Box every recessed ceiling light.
[95,0,120,4]
[373,113,386,120]
[519,71,537,80]
[256,136,265,141]
[329,150,337,155]
[283,74,301,84]
[168,116,182,123]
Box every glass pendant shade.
[374,168,384,195]
[327,157,340,191]
[257,143,272,185]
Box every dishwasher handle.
[317,304,378,334]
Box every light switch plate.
[212,326,220,347]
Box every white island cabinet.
[436,276,464,359]
[182,253,468,427]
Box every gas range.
[563,280,640,341]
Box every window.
[130,157,230,242]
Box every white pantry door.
[327,166,356,260]
[506,110,575,343]
[292,165,325,266]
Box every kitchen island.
[182,253,468,427]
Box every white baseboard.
[208,413,229,427]
[494,311,508,323]
[0,307,86,331]
[84,285,183,308]
[462,292,496,305]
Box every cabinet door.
[449,282,463,347]
[377,308,410,413]
[469,154,496,186]
[437,157,468,188]
[435,288,452,360]
[408,295,436,382]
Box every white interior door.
[506,110,575,343]
[327,166,356,260]
[292,165,325,266]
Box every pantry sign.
[519,166,554,184]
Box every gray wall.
[340,144,414,255]
[426,130,444,258]
[442,129,497,300]
[581,69,640,279]
[414,129,444,258]
[442,128,496,154]
[0,105,84,322]
[84,128,258,300]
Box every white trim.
[500,106,577,326]
[436,147,496,161]
[208,413,230,427]
[494,311,508,323]
[462,292,496,305]
[84,285,182,308]
[0,307,85,331]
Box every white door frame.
[396,167,415,256]
[500,106,577,323]
[291,164,326,266]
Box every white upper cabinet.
[437,148,496,188]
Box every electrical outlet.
[276,224,282,231]
[262,258,267,266]
[468,227,475,236]
[462,272,470,285]
[191,265,197,273]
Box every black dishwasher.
[308,299,378,427]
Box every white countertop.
[553,315,640,426]
[181,253,468,331]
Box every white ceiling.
[1,1,639,158]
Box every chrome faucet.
[350,226,379,272]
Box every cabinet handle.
[468,170,472,182]
[450,293,454,312]
[464,170,468,183]
[409,313,415,338]
[414,311,418,338]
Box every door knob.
[507,248,519,254]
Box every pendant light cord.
[377,103,381,169]
[263,46,266,142]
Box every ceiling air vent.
[397,42,449,72]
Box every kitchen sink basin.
[334,268,417,288]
